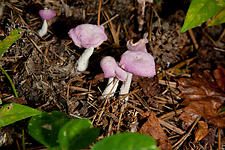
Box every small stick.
[157,56,197,79]
[217,28,225,44]
[101,14,119,26]
[97,0,103,25]
[218,128,221,150]
[27,36,49,63]
[158,119,185,135]
[173,117,200,149]
[202,28,217,46]
[188,29,199,49]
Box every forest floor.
[0,0,225,150]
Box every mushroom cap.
[119,51,156,77]
[127,38,148,52]
[100,56,127,81]
[68,24,107,49]
[39,9,56,20]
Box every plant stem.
[0,65,18,97]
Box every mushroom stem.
[119,72,133,101]
[38,20,48,37]
[76,47,94,72]
[101,77,119,99]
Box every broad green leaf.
[181,0,225,32]
[58,119,99,150]
[208,7,225,26]
[0,103,41,127]
[0,29,24,59]
[91,132,159,150]
[0,98,2,105]
[28,111,70,147]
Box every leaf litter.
[0,0,225,149]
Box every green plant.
[0,103,41,127]
[181,0,225,32]
[27,111,159,150]
[0,29,24,97]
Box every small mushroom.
[69,24,107,72]
[127,33,148,52]
[137,0,153,31]
[119,39,156,101]
[100,56,127,99]
[38,9,56,37]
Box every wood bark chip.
[139,111,172,150]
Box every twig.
[27,36,49,63]
[102,10,120,46]
[213,47,225,52]
[101,14,119,26]
[188,29,199,49]
[173,117,200,150]
[97,0,103,25]
[216,28,225,45]
[202,28,217,46]
[157,56,197,80]
[218,128,221,150]
[158,119,185,135]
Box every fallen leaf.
[213,64,225,92]
[195,121,210,142]
[139,111,172,150]
[177,70,225,128]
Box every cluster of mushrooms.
[38,8,156,101]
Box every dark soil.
[0,0,225,149]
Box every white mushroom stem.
[76,47,94,72]
[38,20,48,37]
[101,77,119,99]
[119,72,133,101]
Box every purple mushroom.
[119,37,156,101]
[68,24,107,72]
[38,9,56,37]
[100,56,127,99]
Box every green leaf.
[28,111,70,147]
[91,132,159,150]
[0,103,41,127]
[208,7,225,26]
[181,0,225,32]
[219,107,225,114]
[58,119,99,150]
[0,98,2,105]
[0,29,24,59]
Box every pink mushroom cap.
[68,24,107,49]
[119,50,156,78]
[127,37,148,52]
[39,9,56,20]
[100,56,127,81]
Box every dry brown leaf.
[213,64,225,92]
[139,111,172,150]
[195,121,210,142]
[177,71,225,128]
